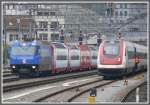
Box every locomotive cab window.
[103,42,119,56]
[11,46,37,56]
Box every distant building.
[103,3,147,41]
[3,3,65,44]
[34,6,65,41]
[3,3,147,44]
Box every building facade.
[104,3,147,41]
[3,3,65,44]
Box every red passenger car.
[77,44,91,70]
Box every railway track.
[121,82,147,102]
[3,70,98,92]
[34,72,146,103]
[2,69,19,83]
[34,79,116,102]
[3,76,20,83]
[3,70,11,74]
[3,72,13,77]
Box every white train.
[97,39,147,77]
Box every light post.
[29,22,32,40]
[3,29,6,47]
[17,18,21,41]
[86,31,87,44]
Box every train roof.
[103,39,147,47]
[124,41,147,53]
[51,42,67,49]
[102,39,147,50]
[9,40,43,47]
[67,44,79,49]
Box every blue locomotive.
[9,40,98,77]
[9,40,51,76]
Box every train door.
[87,50,91,69]
[126,46,132,73]
[81,51,86,69]
[134,47,138,72]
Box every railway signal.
[60,29,64,43]
[79,30,83,45]
[88,88,97,103]
[90,87,97,97]
[97,32,102,46]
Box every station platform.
[72,72,147,103]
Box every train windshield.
[11,46,37,56]
[104,43,119,56]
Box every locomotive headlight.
[32,66,36,69]
[12,66,15,68]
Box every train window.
[87,56,89,60]
[138,52,147,59]
[127,51,135,59]
[92,56,97,59]
[53,43,65,49]
[71,55,79,60]
[104,44,119,56]
[57,55,67,60]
